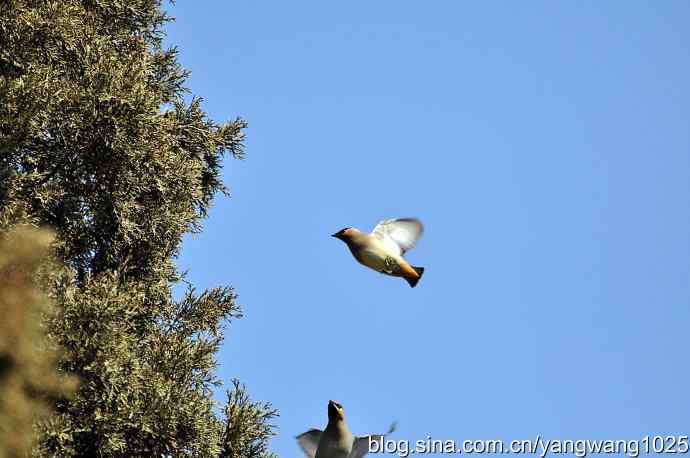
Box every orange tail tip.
[404,266,424,288]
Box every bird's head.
[331,227,358,242]
[327,400,345,421]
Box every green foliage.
[0,229,77,458]
[0,1,277,457]
[220,380,278,458]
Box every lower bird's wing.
[371,218,423,256]
[350,422,397,458]
[296,429,323,458]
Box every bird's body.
[315,420,353,458]
[332,218,425,287]
[345,231,418,278]
[296,401,395,458]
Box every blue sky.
[165,2,690,455]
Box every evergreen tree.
[0,1,277,457]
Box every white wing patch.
[371,218,423,256]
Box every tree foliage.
[0,1,277,456]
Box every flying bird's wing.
[296,429,323,458]
[350,422,397,458]
[372,218,423,256]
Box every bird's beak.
[331,233,339,238]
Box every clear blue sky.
[165,2,690,455]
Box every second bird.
[296,400,396,458]
[332,217,425,287]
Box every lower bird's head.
[331,227,359,242]
[327,400,345,421]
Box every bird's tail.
[404,266,424,288]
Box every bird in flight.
[332,217,425,287]
[296,400,396,458]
